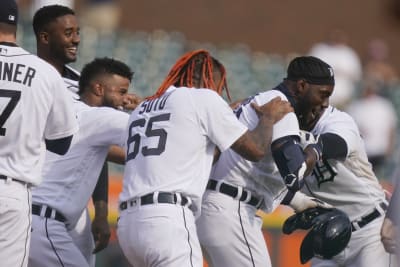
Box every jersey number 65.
[126,113,171,161]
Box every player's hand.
[251,96,293,123]
[91,216,111,254]
[381,217,398,254]
[289,191,333,213]
[299,130,319,149]
[299,130,322,161]
[120,93,142,111]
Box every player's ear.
[92,83,104,97]
[295,79,308,96]
[38,31,49,44]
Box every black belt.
[0,174,28,186]
[32,204,67,223]
[206,179,262,208]
[119,192,192,211]
[351,202,388,231]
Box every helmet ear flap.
[300,229,316,264]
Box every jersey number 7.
[126,113,171,161]
[0,89,21,136]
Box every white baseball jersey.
[210,89,299,213]
[0,44,78,185]
[197,88,299,267]
[302,106,386,221]
[120,85,247,214]
[303,106,393,267]
[32,100,129,226]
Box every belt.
[119,192,192,211]
[32,204,67,223]
[0,174,29,186]
[206,179,263,208]
[351,202,388,231]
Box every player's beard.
[298,107,325,131]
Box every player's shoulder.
[90,105,129,119]
[318,106,356,128]
[176,86,226,106]
[255,89,289,104]
[76,102,129,124]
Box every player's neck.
[80,94,100,107]
[0,33,16,44]
[37,51,65,75]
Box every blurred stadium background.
[16,0,400,266]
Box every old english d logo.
[312,159,337,187]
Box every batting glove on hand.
[299,130,323,161]
[289,191,333,213]
[299,130,319,148]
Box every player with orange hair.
[148,49,229,99]
[117,49,293,267]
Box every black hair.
[32,5,75,36]
[79,57,134,95]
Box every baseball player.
[196,56,333,267]
[0,1,78,267]
[28,57,134,267]
[116,49,292,267]
[288,56,394,266]
[31,5,138,263]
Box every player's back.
[121,86,246,208]
[0,45,77,184]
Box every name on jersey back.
[0,61,36,86]
[138,91,173,114]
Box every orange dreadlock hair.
[147,49,231,100]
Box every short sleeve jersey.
[0,44,78,185]
[32,101,129,226]
[120,86,248,213]
[210,90,299,213]
[302,106,386,220]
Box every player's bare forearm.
[230,97,292,161]
[303,145,319,176]
[92,200,111,253]
[232,116,275,161]
[106,145,125,164]
[94,200,108,219]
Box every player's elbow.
[246,149,266,162]
[232,146,266,162]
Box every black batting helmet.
[299,208,352,263]
[282,207,352,264]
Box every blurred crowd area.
[17,10,400,184]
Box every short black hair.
[32,5,75,36]
[79,57,134,95]
[286,56,335,86]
